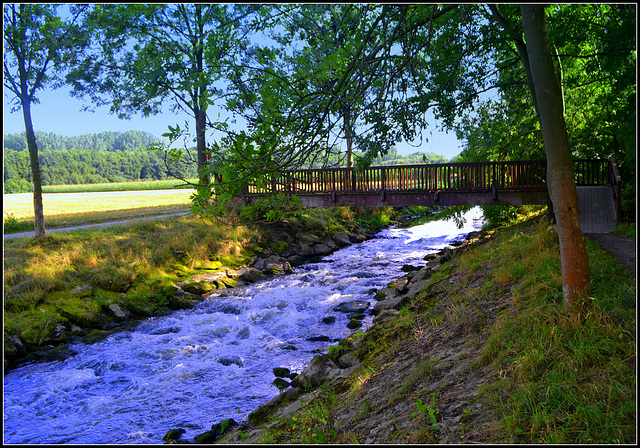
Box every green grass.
[3,214,253,347]
[468,219,636,444]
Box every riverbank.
[202,214,636,445]
[3,206,408,372]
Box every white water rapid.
[3,207,485,444]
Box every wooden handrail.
[245,159,612,196]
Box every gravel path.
[586,232,636,277]
[3,212,190,240]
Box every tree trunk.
[521,5,591,318]
[195,105,210,186]
[194,3,210,188]
[22,100,47,238]
[343,104,356,190]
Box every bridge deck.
[241,159,619,214]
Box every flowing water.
[3,208,485,444]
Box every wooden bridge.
[241,158,622,224]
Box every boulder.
[373,294,411,314]
[273,367,291,378]
[217,356,244,367]
[248,387,304,425]
[373,309,400,324]
[337,353,361,369]
[374,287,398,301]
[291,354,340,391]
[193,419,240,444]
[333,300,370,314]
[387,277,409,293]
[252,255,292,275]
[181,281,216,296]
[409,266,434,286]
[311,242,335,256]
[239,267,265,283]
[438,247,453,264]
[401,264,421,273]
[307,335,331,342]
[168,291,201,310]
[163,428,186,443]
[321,316,336,325]
[332,232,352,247]
[271,378,291,392]
[405,278,432,298]
[423,253,439,262]
[104,303,128,321]
[4,334,27,360]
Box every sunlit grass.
[3,189,193,233]
[3,213,258,346]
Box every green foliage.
[261,387,340,444]
[240,194,304,223]
[410,393,440,430]
[454,4,635,196]
[3,130,158,152]
[354,207,393,231]
[481,205,520,227]
[3,212,21,233]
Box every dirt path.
[586,233,636,277]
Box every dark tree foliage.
[3,131,198,193]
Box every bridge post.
[609,158,623,223]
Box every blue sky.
[3,84,465,161]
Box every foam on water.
[3,208,484,444]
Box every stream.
[3,208,484,444]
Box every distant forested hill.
[3,130,158,152]
[371,148,448,166]
[3,131,198,193]
[3,130,449,194]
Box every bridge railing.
[245,159,612,196]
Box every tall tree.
[68,4,250,187]
[3,4,88,238]
[520,5,591,317]
[220,4,607,316]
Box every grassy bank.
[3,205,401,369]
[237,214,635,444]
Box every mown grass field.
[4,180,195,233]
[40,178,197,194]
